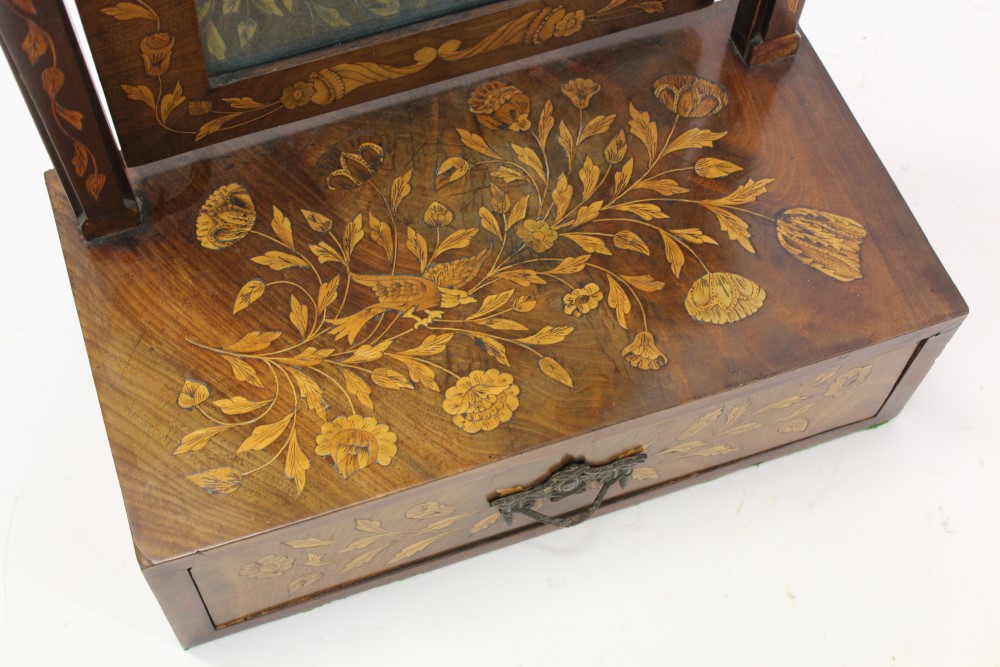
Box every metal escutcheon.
[489,451,648,529]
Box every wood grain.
[43,0,965,646]
[56,0,968,562]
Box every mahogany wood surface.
[37,177,964,644]
[4,1,991,660]
[76,0,713,165]
[55,0,966,557]
[0,0,140,238]
[41,0,966,646]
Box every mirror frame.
[77,0,713,165]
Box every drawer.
[191,341,916,627]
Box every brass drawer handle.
[490,452,648,529]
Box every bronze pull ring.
[490,452,648,529]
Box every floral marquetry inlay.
[4,0,107,199]
[234,501,504,597]
[192,0,501,76]
[101,0,670,143]
[176,71,870,497]
[652,362,878,461]
[228,357,884,595]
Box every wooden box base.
[48,0,965,647]
[166,333,952,644]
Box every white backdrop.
[1,1,997,665]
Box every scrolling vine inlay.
[193,0,500,76]
[5,0,107,198]
[176,73,868,496]
[102,0,670,142]
[233,359,879,590]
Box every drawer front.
[191,342,916,627]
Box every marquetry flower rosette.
[177,70,870,498]
[102,0,665,142]
[5,0,107,199]
[239,554,295,580]
[315,415,397,479]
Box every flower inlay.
[176,72,869,497]
[102,0,668,144]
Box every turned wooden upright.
[0,0,140,239]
